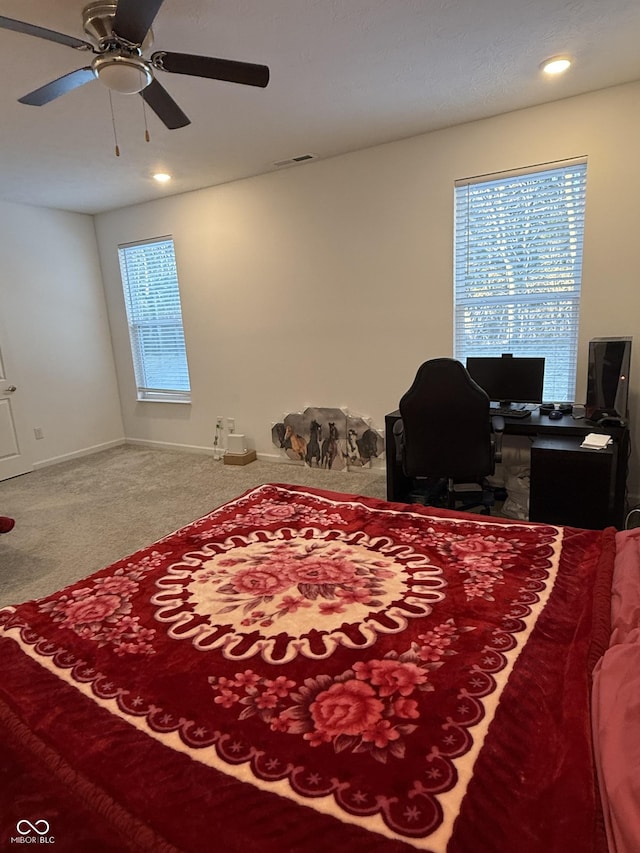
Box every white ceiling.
[1,0,639,215]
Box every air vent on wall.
[272,153,318,168]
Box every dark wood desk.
[384,409,629,529]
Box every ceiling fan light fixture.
[93,55,152,94]
[541,56,571,75]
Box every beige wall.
[0,201,124,468]
[93,80,640,495]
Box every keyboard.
[490,405,534,419]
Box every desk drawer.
[529,436,615,529]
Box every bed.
[0,482,636,852]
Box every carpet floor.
[0,445,387,607]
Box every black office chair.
[393,358,504,513]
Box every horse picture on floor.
[272,407,382,471]
[344,428,359,464]
[321,422,339,469]
[284,424,307,461]
[272,422,287,448]
[306,420,322,467]
[356,427,381,463]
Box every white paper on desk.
[581,433,612,449]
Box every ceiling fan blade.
[0,15,94,51]
[18,67,97,106]
[152,52,269,88]
[141,78,190,129]
[113,0,166,45]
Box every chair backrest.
[399,358,494,480]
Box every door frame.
[0,313,33,481]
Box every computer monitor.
[465,355,545,407]
[586,336,631,421]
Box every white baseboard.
[256,451,302,464]
[33,438,126,470]
[125,438,218,455]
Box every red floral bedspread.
[0,484,615,852]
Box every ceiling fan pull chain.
[141,94,150,142]
[108,89,120,157]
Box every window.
[454,158,587,402]
[118,237,191,402]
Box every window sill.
[137,391,191,404]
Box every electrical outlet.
[216,417,223,429]
[227,418,235,433]
[34,427,44,440]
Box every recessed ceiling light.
[153,173,171,183]
[541,56,572,75]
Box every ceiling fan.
[0,0,270,129]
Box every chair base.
[408,477,496,514]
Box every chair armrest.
[392,419,405,463]
[491,415,505,463]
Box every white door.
[0,341,32,481]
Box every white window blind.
[454,159,587,402]
[118,237,191,402]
